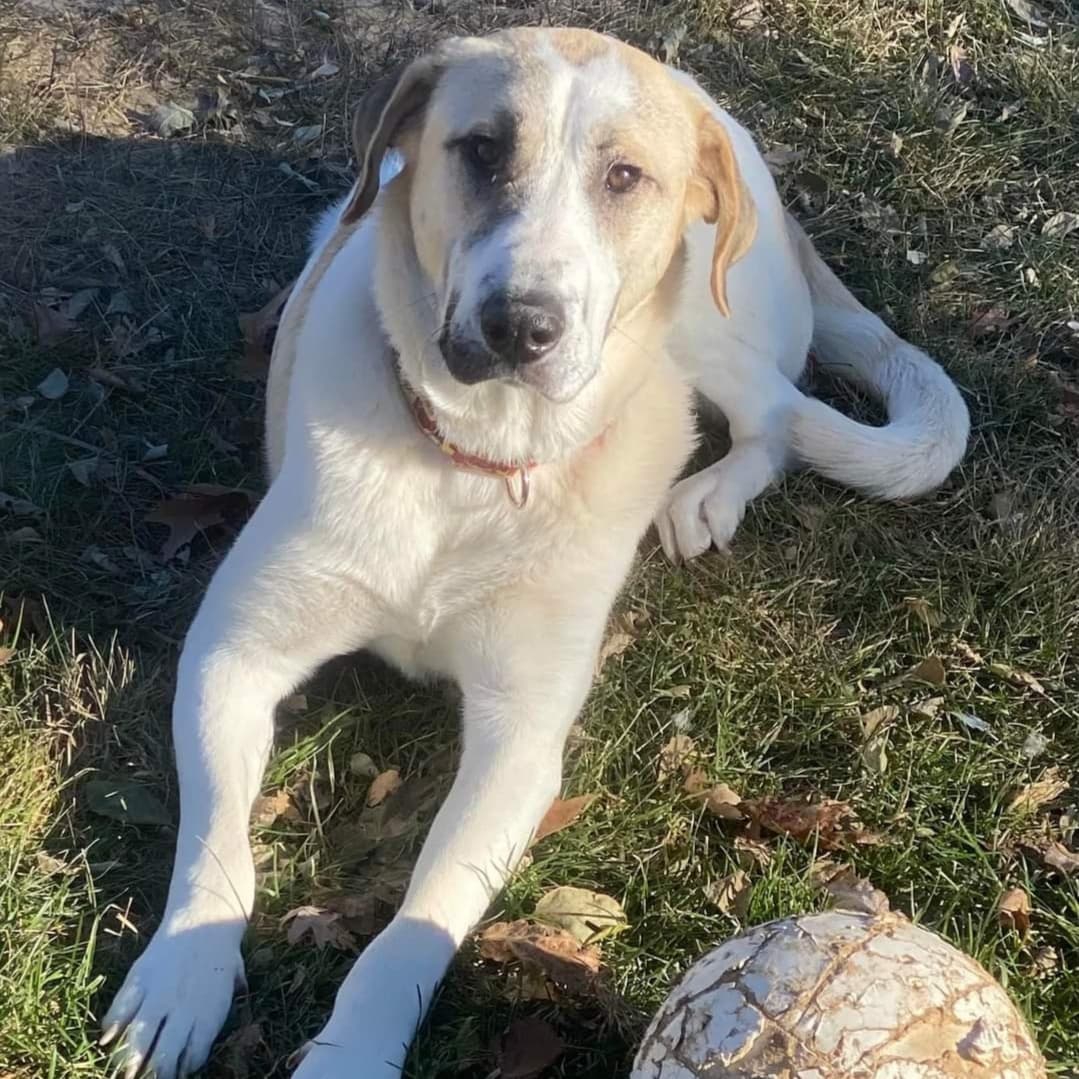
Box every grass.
[1,0,1077,1075]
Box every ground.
[1,0,1077,1076]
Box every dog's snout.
[479,291,565,365]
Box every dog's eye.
[463,134,504,173]
[606,163,642,194]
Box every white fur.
[102,38,967,1079]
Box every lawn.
[1,0,1077,1076]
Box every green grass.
[1,0,1077,1075]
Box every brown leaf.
[997,887,1031,937]
[734,835,773,868]
[1027,944,1058,979]
[1008,767,1069,813]
[704,869,752,916]
[969,307,1015,338]
[33,305,78,347]
[908,655,946,686]
[1038,841,1079,876]
[251,789,292,827]
[145,485,253,561]
[477,920,603,994]
[988,660,1045,696]
[657,734,697,781]
[533,794,596,844]
[595,609,648,673]
[237,282,295,379]
[0,646,13,666]
[745,796,882,851]
[497,1017,565,1079]
[684,774,745,821]
[281,905,357,951]
[366,768,402,807]
[220,1022,264,1079]
[810,858,890,914]
[534,886,627,945]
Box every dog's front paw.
[655,467,748,562]
[289,1022,406,1079]
[101,922,244,1078]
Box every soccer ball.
[632,911,1046,1078]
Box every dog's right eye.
[460,134,503,172]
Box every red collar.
[404,386,536,508]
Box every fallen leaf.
[744,796,882,851]
[684,773,745,821]
[0,646,13,665]
[1027,944,1058,979]
[657,733,697,781]
[237,282,295,379]
[953,711,992,734]
[477,920,603,993]
[348,751,378,779]
[810,858,890,914]
[84,778,171,826]
[307,59,340,79]
[33,306,77,347]
[997,887,1031,937]
[981,224,1016,251]
[36,367,70,399]
[930,260,961,286]
[989,660,1045,695]
[101,242,126,274]
[142,442,168,463]
[66,457,107,488]
[861,705,899,738]
[730,0,763,32]
[704,869,752,916]
[948,42,974,86]
[969,307,1015,338]
[935,99,969,136]
[533,794,596,844]
[88,366,145,394]
[146,102,196,137]
[252,789,292,827]
[860,731,889,776]
[366,768,402,807]
[1021,730,1048,760]
[763,144,805,172]
[657,23,686,64]
[909,655,946,686]
[1041,841,1079,876]
[292,124,323,146]
[906,249,927,265]
[1041,211,1079,240]
[81,545,121,574]
[6,526,42,543]
[1008,767,1069,813]
[145,485,253,561]
[496,1017,565,1079]
[105,290,134,317]
[0,491,43,516]
[281,905,357,951]
[734,835,773,868]
[1004,0,1050,28]
[911,696,945,720]
[861,198,903,236]
[534,886,627,945]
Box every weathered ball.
[633,911,1046,1078]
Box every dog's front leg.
[102,492,372,1079]
[292,593,603,1079]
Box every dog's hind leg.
[101,485,373,1079]
[290,579,610,1079]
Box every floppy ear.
[340,54,443,225]
[687,113,757,318]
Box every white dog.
[101,27,968,1078]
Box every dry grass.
[1,0,1078,1076]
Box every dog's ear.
[341,55,443,225]
[686,112,757,318]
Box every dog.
[101,26,968,1078]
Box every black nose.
[479,291,565,366]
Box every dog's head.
[344,28,755,403]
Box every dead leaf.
[935,99,969,136]
[496,1017,565,1079]
[36,367,70,399]
[810,858,890,914]
[981,224,1016,251]
[366,768,401,807]
[477,920,603,993]
[88,366,145,394]
[906,249,927,265]
[902,596,942,627]
[861,197,903,236]
[969,306,1015,338]
[953,711,992,734]
[763,144,805,172]
[33,306,77,347]
[1041,841,1079,876]
[237,282,295,379]
[860,731,889,776]
[997,887,1031,937]
[948,42,974,87]
[1005,0,1050,28]
[988,660,1045,696]
[657,734,697,781]
[1021,730,1048,760]
[733,836,772,869]
[684,773,745,821]
[146,102,195,137]
[349,751,378,779]
[1027,944,1058,979]
[292,124,323,146]
[533,794,596,844]
[0,491,43,516]
[704,869,752,916]
[307,59,340,79]
[911,696,945,720]
[220,1022,264,1079]
[145,485,253,561]
[595,609,648,673]
[1008,767,1069,813]
[252,789,292,827]
[861,705,899,738]
[745,796,882,851]
[6,526,42,543]
[281,905,357,951]
[534,886,627,945]
[908,655,946,687]
[1041,211,1079,240]
[0,646,13,665]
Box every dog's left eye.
[606,163,642,194]
[463,134,504,173]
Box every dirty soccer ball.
[632,911,1046,1079]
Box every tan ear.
[687,113,757,318]
[340,55,443,226]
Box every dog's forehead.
[433,30,659,138]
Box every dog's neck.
[371,180,682,469]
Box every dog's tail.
[785,215,969,500]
